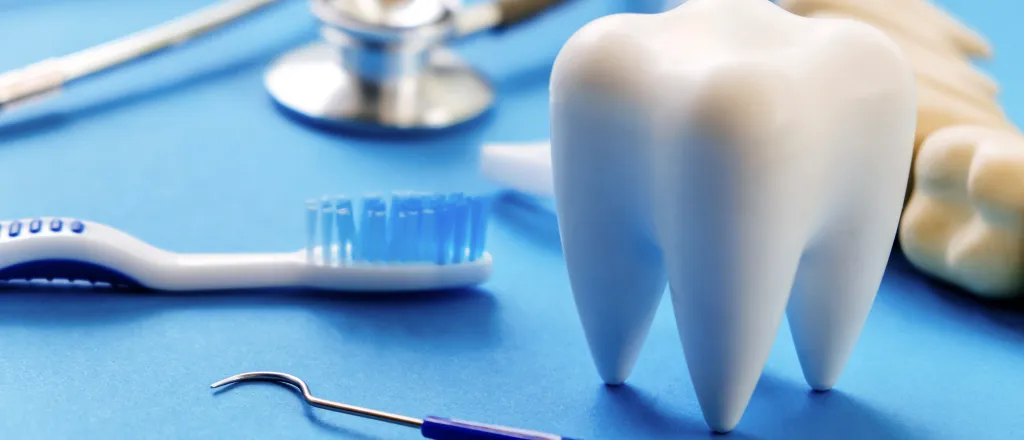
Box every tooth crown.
[550,0,916,433]
[900,125,1024,298]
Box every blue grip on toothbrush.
[421,417,579,440]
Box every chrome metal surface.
[211,371,425,429]
[313,0,450,29]
[264,42,493,130]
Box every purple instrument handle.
[421,416,580,440]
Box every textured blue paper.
[0,0,1022,439]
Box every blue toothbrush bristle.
[335,198,355,261]
[468,196,490,262]
[364,197,387,262]
[450,194,469,264]
[304,199,318,262]
[320,197,335,263]
[304,192,491,265]
[420,199,437,262]
[404,197,422,261]
[434,196,453,265]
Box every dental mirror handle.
[420,416,581,439]
[454,0,569,37]
[496,0,569,27]
[0,0,281,115]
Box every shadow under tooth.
[336,198,355,262]
[450,194,469,264]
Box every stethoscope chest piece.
[266,0,494,132]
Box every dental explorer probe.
[0,0,281,114]
[211,371,581,439]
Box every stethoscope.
[0,0,567,132]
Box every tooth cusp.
[552,15,661,103]
[966,148,1024,221]
[914,128,980,201]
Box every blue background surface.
[1,0,1022,438]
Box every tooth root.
[786,211,896,391]
[555,187,669,385]
[659,170,806,433]
[552,64,668,384]
[563,222,667,385]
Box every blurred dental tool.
[211,371,581,439]
[481,140,554,197]
[0,0,281,114]
[265,0,569,132]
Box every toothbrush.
[0,192,493,292]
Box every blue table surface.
[1,0,1022,438]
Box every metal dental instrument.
[210,371,581,439]
[0,0,281,114]
[264,0,568,132]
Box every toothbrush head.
[297,192,495,292]
[304,192,493,266]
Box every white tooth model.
[549,0,916,433]
[900,125,1024,299]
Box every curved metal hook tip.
[209,370,424,428]
[210,371,310,394]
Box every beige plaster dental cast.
[809,10,1013,150]
[804,10,999,106]
[779,0,993,59]
[549,0,916,433]
[900,125,1024,299]
[786,0,1018,202]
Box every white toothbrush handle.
[157,253,307,291]
[162,251,492,292]
[0,219,491,292]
